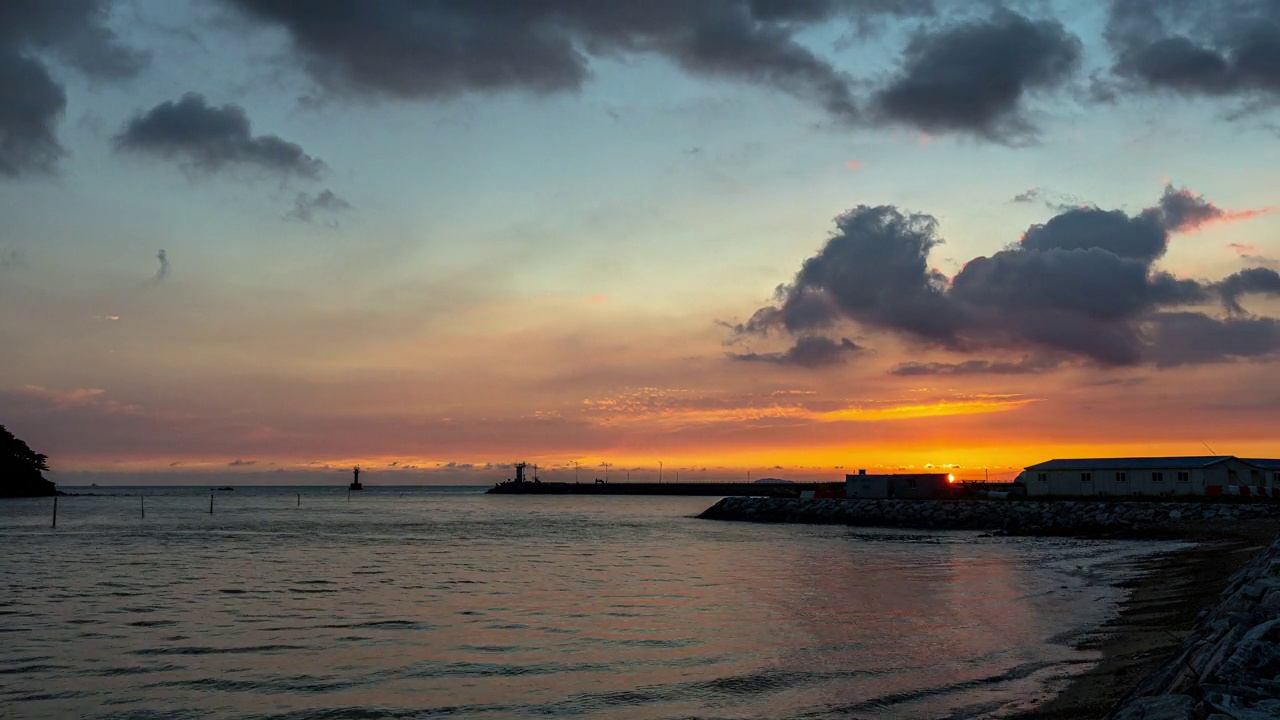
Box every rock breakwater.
[1108,535,1280,719]
[698,497,1280,537]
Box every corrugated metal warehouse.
[1021,456,1280,497]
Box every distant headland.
[1,425,59,498]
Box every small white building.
[1021,456,1277,497]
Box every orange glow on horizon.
[54,433,1280,483]
[581,393,1038,429]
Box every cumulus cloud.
[1018,206,1167,261]
[287,188,351,223]
[1107,0,1280,101]
[114,93,326,179]
[0,1,145,178]
[730,335,862,367]
[221,1,942,124]
[732,185,1279,368]
[871,11,1082,140]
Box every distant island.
[1,425,59,498]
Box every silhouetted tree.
[1,425,56,497]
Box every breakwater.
[1108,534,1280,720]
[487,481,830,497]
[697,496,1280,536]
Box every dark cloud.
[950,248,1155,322]
[114,93,326,179]
[1018,207,1167,261]
[0,1,145,178]
[777,204,961,342]
[1146,312,1280,367]
[1216,267,1280,315]
[228,458,257,466]
[734,185,1276,368]
[1155,184,1232,232]
[872,12,1082,140]
[0,49,66,177]
[221,1,941,124]
[889,357,1061,376]
[287,188,351,223]
[730,335,861,367]
[0,0,147,80]
[1107,0,1280,100]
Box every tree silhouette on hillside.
[1,425,57,497]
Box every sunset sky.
[2,0,1279,485]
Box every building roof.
[1243,458,1280,470]
[1025,456,1237,471]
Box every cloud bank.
[734,185,1279,369]
[1107,0,1280,101]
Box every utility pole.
[573,460,580,483]
[659,461,663,483]
[602,462,610,482]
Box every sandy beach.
[1013,519,1280,719]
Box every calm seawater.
[1,487,1176,719]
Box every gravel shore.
[1010,519,1280,719]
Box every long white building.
[1021,456,1279,497]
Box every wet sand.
[1013,519,1280,719]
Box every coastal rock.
[1108,532,1280,719]
[697,497,1280,538]
[1110,695,1194,720]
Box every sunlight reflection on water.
[0,487,1175,719]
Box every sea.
[0,486,1180,720]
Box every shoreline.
[1010,519,1280,719]
[696,497,1280,717]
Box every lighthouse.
[349,465,363,491]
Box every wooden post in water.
[297,492,300,507]
[209,492,214,514]
[52,495,57,528]
[141,495,145,519]
[347,489,351,502]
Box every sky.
[1,0,1279,485]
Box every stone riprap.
[697,497,1280,537]
[1108,535,1280,719]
